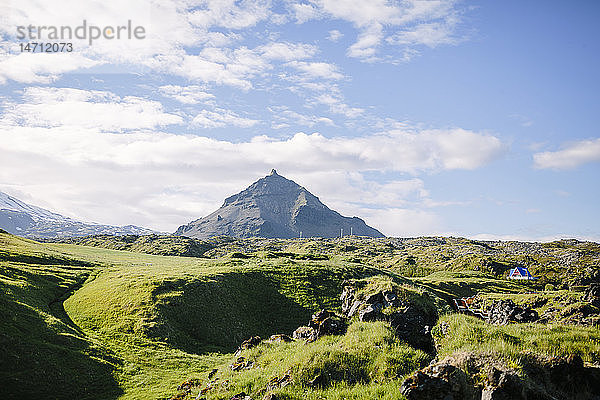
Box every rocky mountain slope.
[175,169,384,239]
[0,191,154,238]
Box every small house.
[507,266,536,280]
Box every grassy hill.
[2,231,600,399]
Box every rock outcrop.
[175,170,384,239]
[340,282,436,352]
[401,353,600,400]
[292,309,347,342]
[485,300,538,325]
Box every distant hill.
[0,191,154,238]
[175,169,384,239]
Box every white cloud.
[347,24,383,60]
[258,42,317,61]
[1,87,182,131]
[314,93,364,118]
[387,21,458,48]
[286,61,344,80]
[0,51,100,84]
[533,138,600,170]
[362,208,441,237]
[188,0,271,30]
[158,85,214,104]
[295,0,464,62]
[0,0,275,86]
[270,107,335,128]
[192,109,259,128]
[327,30,344,42]
[292,3,322,24]
[0,123,504,232]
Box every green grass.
[3,231,600,399]
[434,313,600,364]
[183,321,429,400]
[0,233,122,400]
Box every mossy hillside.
[434,313,600,364]
[0,233,122,400]
[182,321,429,400]
[51,235,600,289]
[477,290,600,325]
[60,248,384,398]
[65,258,380,353]
[3,230,599,399]
[412,270,525,302]
[51,234,215,257]
[343,274,452,319]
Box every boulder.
[358,303,382,322]
[292,326,317,342]
[584,284,600,308]
[486,300,538,325]
[229,392,252,400]
[235,336,262,356]
[402,353,600,400]
[400,361,476,400]
[341,283,437,352]
[308,309,347,337]
[267,334,293,343]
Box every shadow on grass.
[150,271,314,353]
[0,296,123,400]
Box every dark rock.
[292,326,317,342]
[267,334,293,343]
[383,290,398,307]
[235,336,262,356]
[358,303,382,322]
[400,362,476,400]
[230,356,253,371]
[342,283,437,352]
[404,353,600,400]
[365,292,384,305]
[486,300,538,325]
[299,309,348,339]
[310,309,335,325]
[390,306,435,353]
[584,284,600,307]
[482,368,527,400]
[317,316,346,336]
[265,371,292,392]
[230,392,252,400]
[208,368,218,379]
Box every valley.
[1,229,599,399]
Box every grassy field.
[2,231,599,399]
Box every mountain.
[175,169,384,239]
[0,191,154,238]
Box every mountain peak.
[175,173,384,239]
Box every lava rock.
[486,300,538,325]
[400,361,475,400]
[584,284,600,308]
[292,326,317,342]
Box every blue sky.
[0,0,599,240]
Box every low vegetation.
[2,231,599,399]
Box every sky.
[0,0,599,241]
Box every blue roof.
[508,266,537,279]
